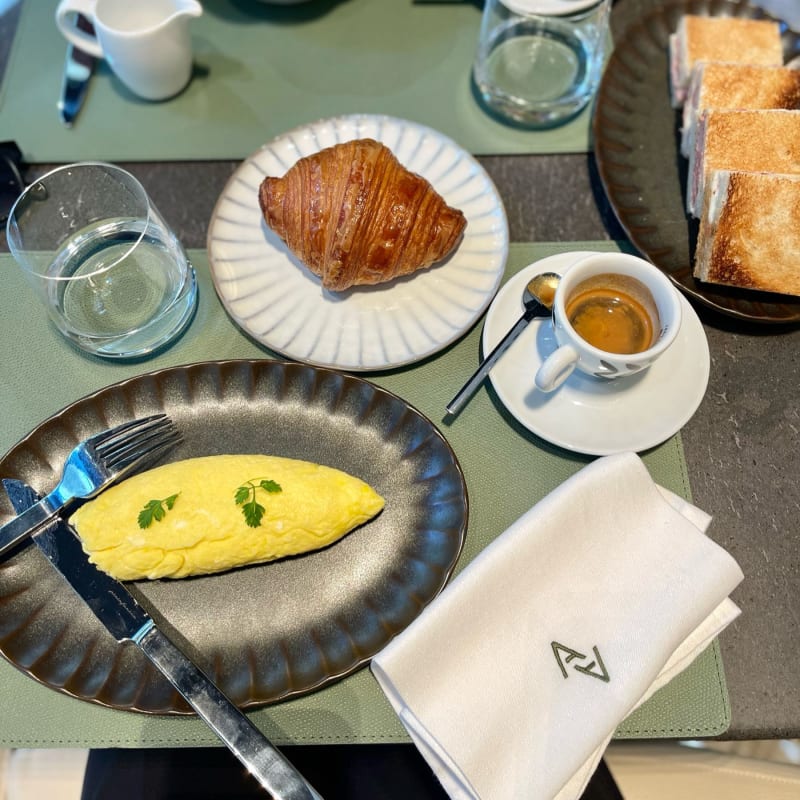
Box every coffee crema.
[565,277,657,355]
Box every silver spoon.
[446,271,561,417]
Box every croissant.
[258,138,467,292]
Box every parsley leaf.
[138,493,180,529]
[234,486,251,506]
[242,498,265,528]
[234,478,282,528]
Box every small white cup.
[55,0,202,101]
[535,253,682,392]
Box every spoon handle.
[446,300,546,417]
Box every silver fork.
[0,414,180,558]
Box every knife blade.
[58,14,97,127]
[2,479,324,800]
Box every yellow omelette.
[70,454,385,581]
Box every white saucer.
[482,252,710,456]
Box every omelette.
[70,454,385,581]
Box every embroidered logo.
[551,642,610,683]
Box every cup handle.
[55,0,104,59]
[535,345,578,393]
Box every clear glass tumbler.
[6,162,197,358]
[473,0,612,127]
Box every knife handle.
[136,624,324,800]
[0,496,59,557]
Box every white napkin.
[371,452,744,800]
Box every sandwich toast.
[669,15,783,107]
[681,62,800,157]
[686,108,800,217]
[694,170,800,296]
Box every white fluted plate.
[207,114,509,371]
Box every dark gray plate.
[595,0,800,323]
[0,360,467,714]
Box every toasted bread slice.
[669,15,783,108]
[686,109,800,217]
[681,63,800,157]
[694,170,800,296]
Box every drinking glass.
[6,162,197,358]
[473,0,612,127]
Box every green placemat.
[0,0,595,163]
[0,242,729,747]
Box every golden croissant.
[258,138,467,291]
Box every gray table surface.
[1,0,798,742]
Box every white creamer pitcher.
[55,0,202,101]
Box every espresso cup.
[55,0,202,101]
[534,253,682,392]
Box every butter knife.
[2,478,324,800]
[58,13,97,126]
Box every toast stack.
[668,14,800,296]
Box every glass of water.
[6,162,197,358]
[473,0,612,127]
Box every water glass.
[6,162,197,358]
[473,0,612,127]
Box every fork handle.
[137,624,324,799]
[0,497,60,558]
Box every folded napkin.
[371,452,744,800]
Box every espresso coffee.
[565,275,657,354]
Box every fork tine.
[85,414,169,449]
[0,415,180,558]
[95,416,176,461]
[104,429,182,474]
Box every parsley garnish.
[138,493,180,529]
[234,479,282,528]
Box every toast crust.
[695,171,800,296]
[689,109,800,216]
[682,63,800,155]
[694,63,800,110]
[670,14,784,106]
[682,15,784,66]
[703,110,800,174]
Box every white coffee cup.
[55,0,202,101]
[535,253,682,392]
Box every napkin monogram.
[371,453,744,800]
[551,642,610,683]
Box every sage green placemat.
[0,0,595,163]
[0,242,729,747]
